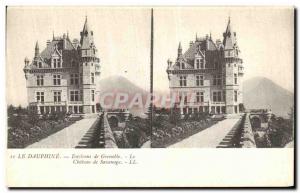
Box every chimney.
[72,39,79,49]
[63,33,67,49]
[46,40,51,46]
[216,39,222,48]
[167,59,172,67]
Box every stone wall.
[241,113,256,148]
[103,113,118,148]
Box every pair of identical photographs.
[7,7,294,149]
[5,6,295,188]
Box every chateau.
[166,18,244,115]
[23,17,101,114]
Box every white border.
[1,0,298,192]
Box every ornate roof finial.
[35,41,39,50]
[195,33,198,41]
[82,15,89,33]
[178,42,182,57]
[210,31,212,40]
[178,42,182,50]
[52,31,55,40]
[34,41,39,58]
[67,31,69,39]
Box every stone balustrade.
[240,113,256,148]
[103,113,118,148]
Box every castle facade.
[23,17,101,114]
[166,18,244,115]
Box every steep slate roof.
[80,17,94,49]
[182,38,218,65]
[30,36,79,68]
[223,18,236,50]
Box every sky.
[6,7,294,107]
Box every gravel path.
[169,118,240,148]
[27,117,97,148]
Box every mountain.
[97,75,149,118]
[243,77,294,118]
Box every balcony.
[68,101,83,105]
[29,101,67,106]
[210,101,225,105]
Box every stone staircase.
[75,115,105,148]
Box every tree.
[153,113,164,128]
[288,107,294,137]
[7,105,15,117]
[169,107,180,125]
[28,109,39,125]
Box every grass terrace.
[7,105,82,148]
[152,110,224,148]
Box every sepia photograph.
[151,7,294,148]
[7,7,152,149]
[4,5,295,188]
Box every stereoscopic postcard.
[5,6,294,187]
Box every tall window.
[54,91,61,102]
[217,91,222,102]
[179,76,187,87]
[53,59,57,68]
[234,90,238,102]
[36,92,44,103]
[80,73,83,84]
[181,63,185,69]
[80,90,83,101]
[196,59,200,69]
[91,90,95,102]
[223,91,226,101]
[70,90,80,101]
[213,91,222,102]
[91,73,95,84]
[217,75,221,85]
[38,62,42,68]
[53,74,61,85]
[200,59,204,69]
[70,74,79,85]
[196,92,204,103]
[213,75,222,86]
[179,93,187,104]
[53,58,61,68]
[184,96,187,104]
[196,75,204,86]
[37,75,44,86]
[57,58,61,68]
[234,73,237,84]
[213,92,217,102]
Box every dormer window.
[196,59,200,69]
[57,58,61,68]
[181,63,185,69]
[200,59,204,69]
[53,57,61,68]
